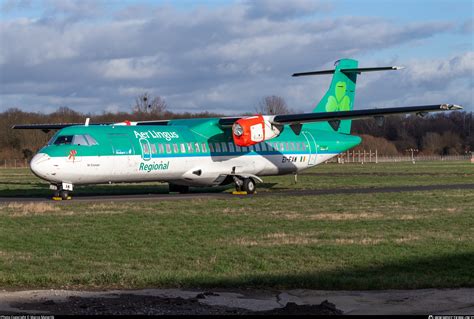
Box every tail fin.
[293,59,402,134]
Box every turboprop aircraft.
[13,59,462,199]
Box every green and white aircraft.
[14,59,462,199]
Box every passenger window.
[235,145,241,152]
[228,142,235,152]
[158,144,164,153]
[195,142,200,153]
[215,143,221,153]
[261,143,267,152]
[201,143,207,152]
[143,142,150,154]
[187,143,194,153]
[296,142,301,151]
[302,143,307,151]
[209,143,214,152]
[54,135,73,145]
[180,144,186,153]
[151,144,157,154]
[173,144,179,153]
[280,142,285,151]
[166,144,171,153]
[254,143,261,152]
[221,142,228,152]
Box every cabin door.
[302,131,317,165]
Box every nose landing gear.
[51,183,73,200]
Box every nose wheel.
[52,183,72,200]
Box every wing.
[218,104,462,127]
[12,104,462,132]
[12,120,169,132]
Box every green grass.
[0,161,473,197]
[0,161,473,289]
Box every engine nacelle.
[232,115,281,147]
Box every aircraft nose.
[30,153,51,180]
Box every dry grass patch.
[394,235,420,243]
[2,202,60,217]
[229,232,422,247]
[230,232,318,247]
[268,211,422,221]
[0,250,32,261]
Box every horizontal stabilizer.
[292,66,403,77]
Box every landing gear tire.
[59,190,69,200]
[242,178,256,194]
[169,183,190,194]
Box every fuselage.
[30,118,361,187]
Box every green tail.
[307,58,358,134]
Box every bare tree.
[133,92,167,115]
[256,95,290,115]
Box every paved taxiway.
[1,288,473,315]
[0,183,473,203]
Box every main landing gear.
[233,176,256,195]
[168,183,190,194]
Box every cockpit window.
[72,135,89,146]
[53,135,73,145]
[84,134,99,146]
[52,134,99,146]
[47,132,59,145]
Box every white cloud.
[0,1,471,114]
[244,0,332,20]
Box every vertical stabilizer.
[294,58,359,134]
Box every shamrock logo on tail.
[325,81,351,112]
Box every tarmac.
[1,288,473,315]
[1,183,473,203]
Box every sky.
[0,0,472,115]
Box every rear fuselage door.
[302,131,317,165]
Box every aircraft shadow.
[180,252,474,289]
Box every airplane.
[13,58,462,200]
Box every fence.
[332,150,473,164]
[0,159,29,168]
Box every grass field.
[0,161,473,290]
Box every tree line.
[1,94,472,160]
